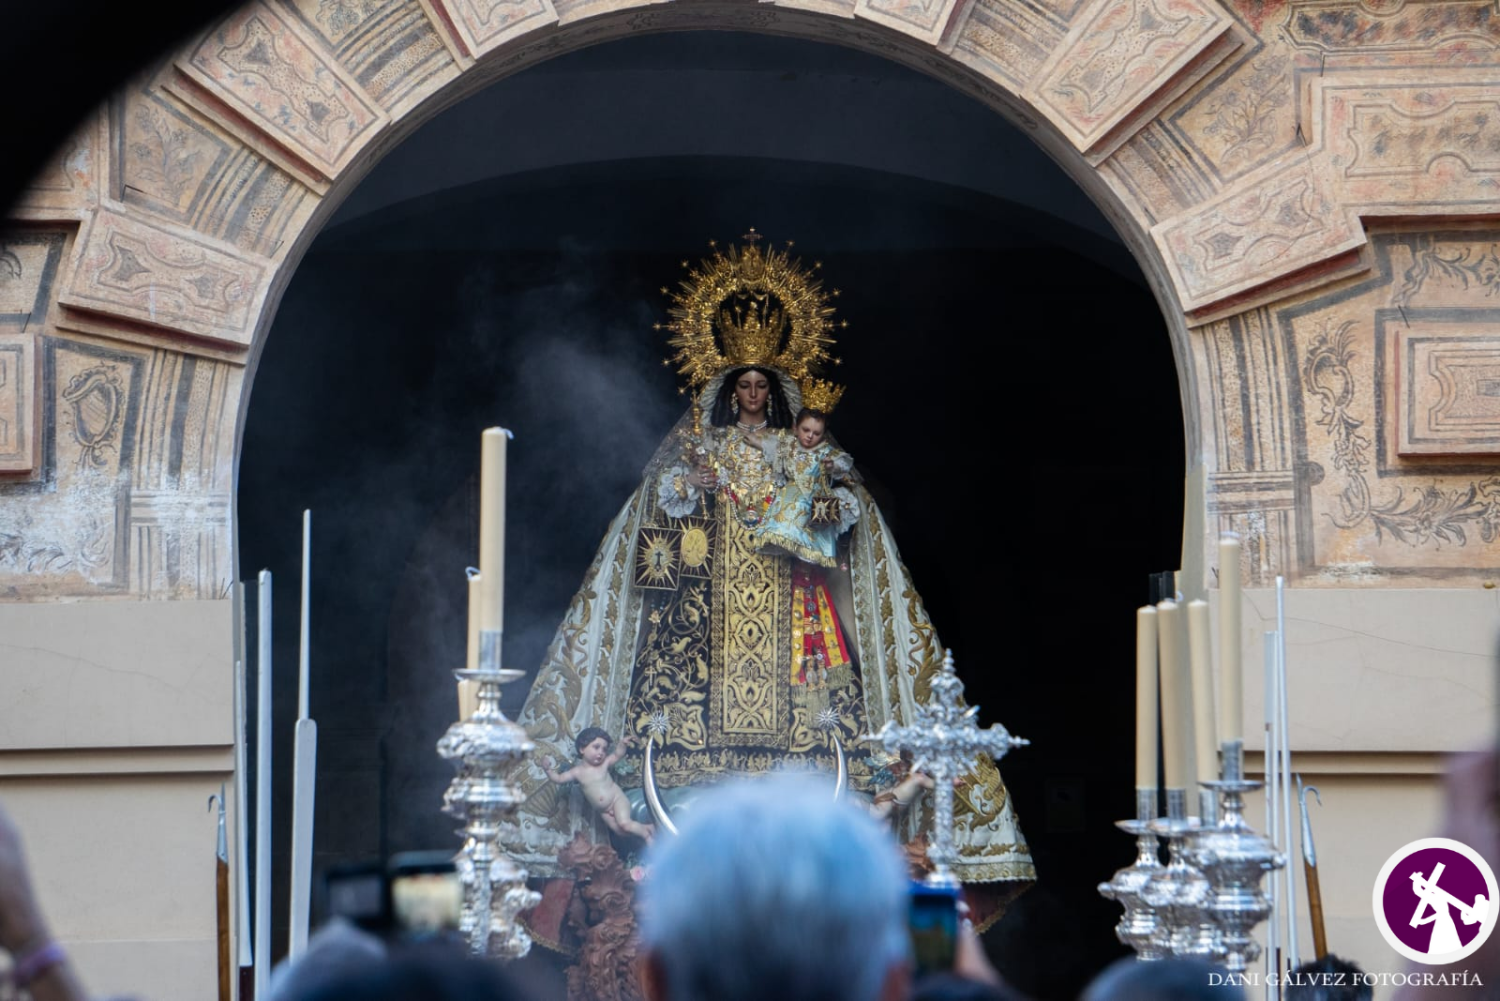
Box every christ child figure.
[542,727,656,844]
[753,407,857,570]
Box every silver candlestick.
[1098,787,1165,959]
[437,628,541,958]
[1193,739,1284,972]
[1142,788,1219,959]
[865,649,1028,888]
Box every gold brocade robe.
[502,422,1033,886]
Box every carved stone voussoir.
[173,2,388,181]
[13,111,106,221]
[427,0,562,59]
[58,206,271,350]
[1028,0,1236,161]
[854,0,968,46]
[0,334,38,473]
[1396,327,1500,457]
[1311,70,1500,218]
[1153,152,1367,318]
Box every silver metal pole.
[1277,577,1298,972]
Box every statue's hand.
[686,468,718,490]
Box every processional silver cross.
[866,649,1028,888]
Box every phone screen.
[908,882,960,975]
[389,854,462,936]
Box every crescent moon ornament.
[831,731,847,801]
[642,723,679,837]
[641,711,849,836]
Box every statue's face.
[580,736,610,766]
[735,370,769,419]
[796,416,826,449]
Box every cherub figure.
[543,727,656,844]
[869,751,935,824]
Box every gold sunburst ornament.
[663,229,841,390]
[635,529,680,589]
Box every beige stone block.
[0,333,37,473]
[173,2,389,182]
[1242,772,1443,978]
[950,0,1064,91]
[1395,326,1500,456]
[1026,0,1237,161]
[853,0,969,47]
[1152,149,1367,318]
[427,0,560,59]
[0,599,235,750]
[1283,0,1500,57]
[1217,588,1498,754]
[58,205,272,349]
[12,110,106,221]
[1311,69,1500,218]
[0,775,224,1001]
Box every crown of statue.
[660,229,843,391]
[800,377,845,414]
[717,300,786,369]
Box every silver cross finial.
[865,649,1028,887]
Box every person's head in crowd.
[292,951,527,1001]
[910,971,1022,1001]
[638,777,910,1001]
[1082,957,1243,1000]
[267,918,387,1001]
[1285,954,1370,1001]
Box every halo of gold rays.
[658,228,844,391]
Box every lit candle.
[1157,600,1194,790]
[1135,606,1159,789]
[477,428,511,635]
[1219,536,1243,742]
[1187,599,1217,784]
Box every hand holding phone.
[908,882,960,976]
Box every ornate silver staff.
[865,649,1028,888]
[438,632,540,958]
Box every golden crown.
[799,378,845,414]
[659,230,842,390]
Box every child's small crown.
[800,378,845,414]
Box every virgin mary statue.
[502,236,1032,891]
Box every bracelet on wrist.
[13,939,66,988]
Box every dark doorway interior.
[238,32,1183,1001]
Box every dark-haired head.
[710,366,794,429]
[294,952,530,1001]
[575,726,611,754]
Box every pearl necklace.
[735,419,769,432]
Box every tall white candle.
[1219,536,1243,742]
[1135,606,1159,789]
[254,571,272,1001]
[1157,601,1193,790]
[465,567,481,672]
[460,568,481,719]
[1187,599,1217,784]
[477,428,511,635]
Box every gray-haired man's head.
[638,778,911,1001]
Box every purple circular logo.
[1373,838,1498,964]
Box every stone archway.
[5,0,1500,994]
